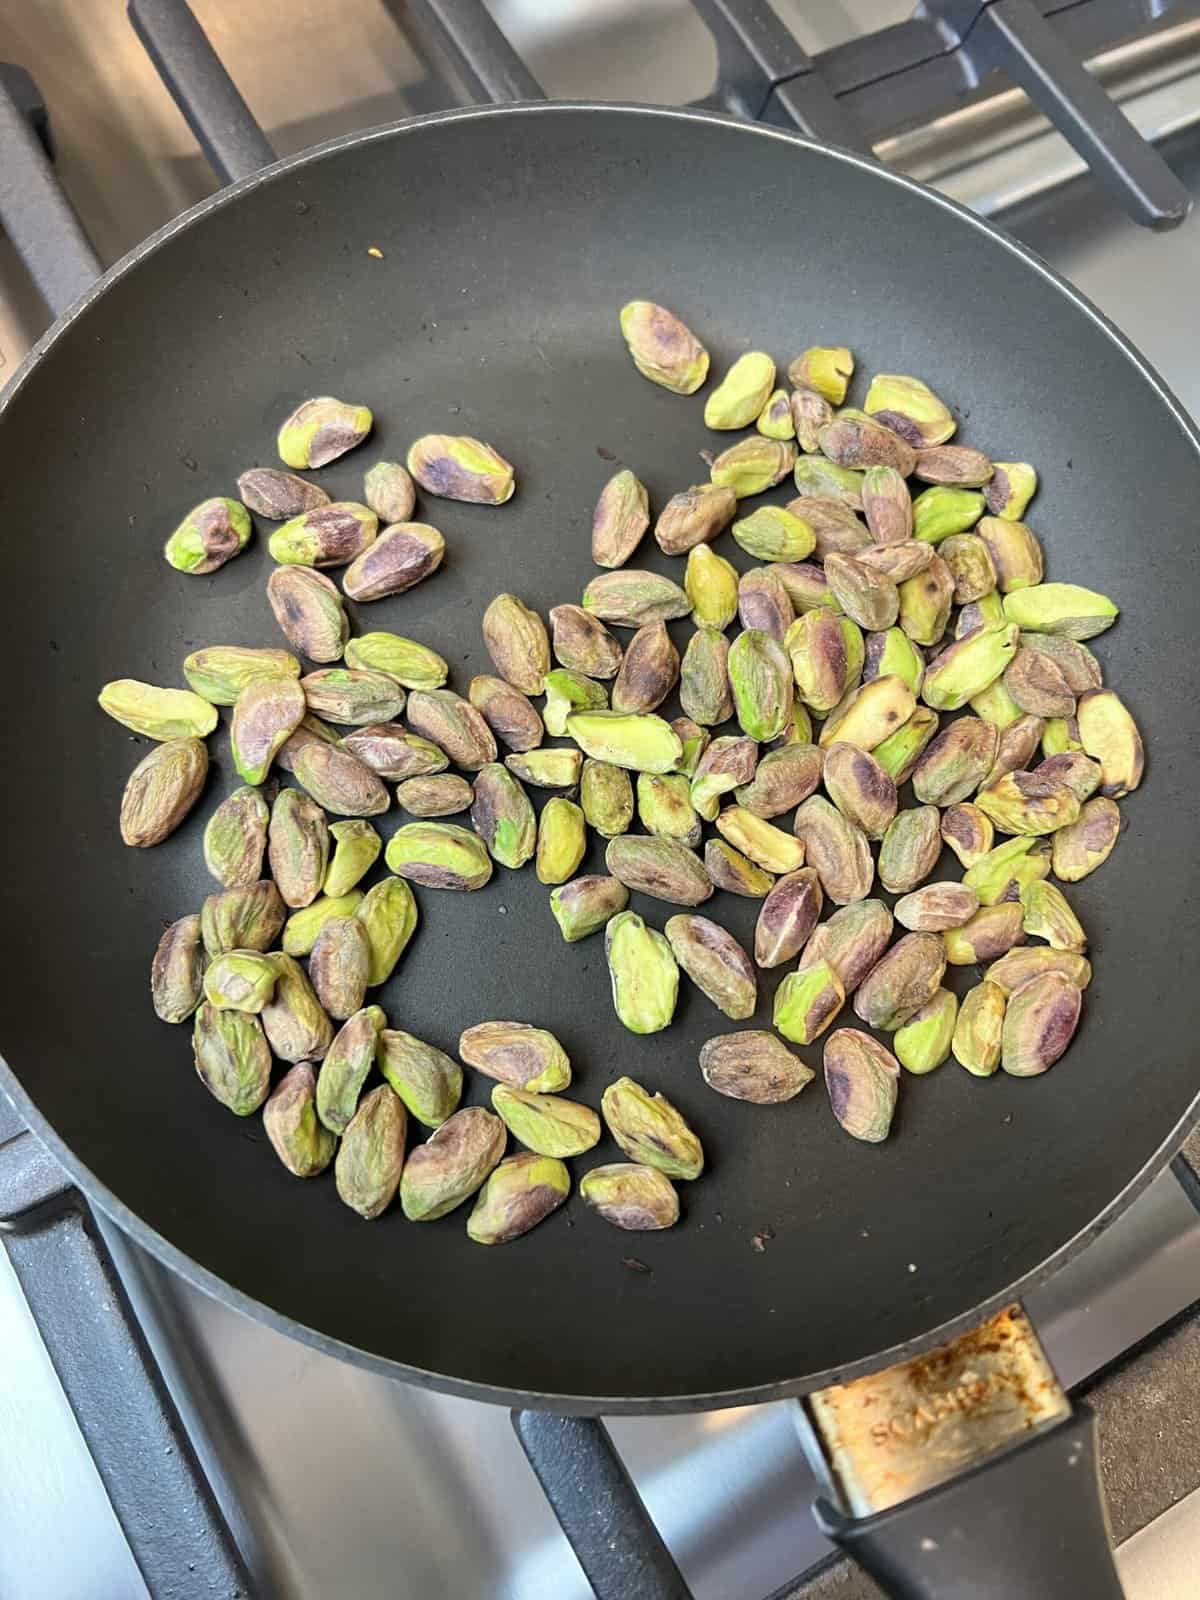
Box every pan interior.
[1,105,1197,1408]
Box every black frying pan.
[1,102,1198,1597]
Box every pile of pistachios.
[99,301,1143,1242]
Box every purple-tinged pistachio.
[977,770,1081,835]
[1034,752,1101,803]
[684,545,739,631]
[536,797,586,885]
[335,1084,407,1220]
[958,591,1006,639]
[914,444,993,486]
[912,717,999,806]
[492,1086,600,1159]
[151,914,206,1024]
[665,914,757,1020]
[278,396,371,469]
[754,867,823,968]
[710,438,797,498]
[231,676,306,786]
[700,1031,813,1104]
[613,620,680,714]
[263,1063,337,1177]
[981,713,1044,791]
[582,569,691,628]
[940,533,997,604]
[824,553,899,632]
[921,623,1019,711]
[872,705,939,784]
[400,1106,503,1218]
[728,629,792,742]
[774,959,844,1045]
[581,759,634,837]
[238,467,329,521]
[788,346,853,404]
[953,981,1006,1076]
[771,703,815,748]
[301,669,405,727]
[362,460,416,524]
[704,839,774,898]
[406,434,514,504]
[801,899,894,995]
[716,806,806,873]
[736,743,823,818]
[819,676,916,753]
[200,880,285,958]
[566,710,681,775]
[987,947,1092,996]
[260,954,334,1064]
[581,1164,679,1230]
[824,1028,900,1142]
[737,567,795,642]
[691,734,758,820]
[857,540,935,584]
[283,891,366,957]
[985,462,1038,521]
[184,646,300,706]
[342,522,445,601]
[864,374,956,448]
[822,741,897,840]
[863,628,923,696]
[912,486,985,544]
[406,689,497,771]
[543,664,609,740]
[1003,648,1076,719]
[790,386,833,452]
[1020,880,1087,952]
[355,877,418,986]
[269,501,377,568]
[705,351,776,430]
[309,915,371,1020]
[638,772,701,847]
[605,915,680,1035]
[940,802,994,869]
[969,675,1023,729]
[861,465,914,544]
[592,469,650,567]
[853,931,946,1030]
[819,414,916,475]
[894,883,979,932]
[192,1003,271,1116]
[619,301,709,394]
[549,603,624,679]
[549,874,630,943]
[770,563,838,619]
[607,834,712,905]
[897,556,954,646]
[1076,690,1143,797]
[395,773,474,817]
[1051,796,1121,883]
[1017,634,1102,695]
[378,1028,461,1128]
[1001,972,1081,1077]
[1043,717,1083,758]
[1002,583,1118,641]
[654,483,737,554]
[339,724,447,782]
[99,679,217,741]
[757,388,796,440]
[680,627,733,728]
[164,496,252,574]
[460,1022,571,1093]
[792,460,866,512]
[469,674,545,753]
[602,1076,702,1177]
[793,794,873,905]
[266,565,349,662]
[505,748,583,788]
[733,505,814,563]
[894,987,958,1074]
[943,902,1025,965]
[878,805,942,895]
[268,788,329,908]
[963,836,1051,907]
[786,610,854,714]
[385,820,493,890]
[197,962,278,1054]
[978,517,1044,593]
[120,737,208,848]
[482,593,550,696]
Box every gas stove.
[3,4,1200,1597]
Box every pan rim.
[3,98,1199,1413]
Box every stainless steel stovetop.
[2,4,1200,1598]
